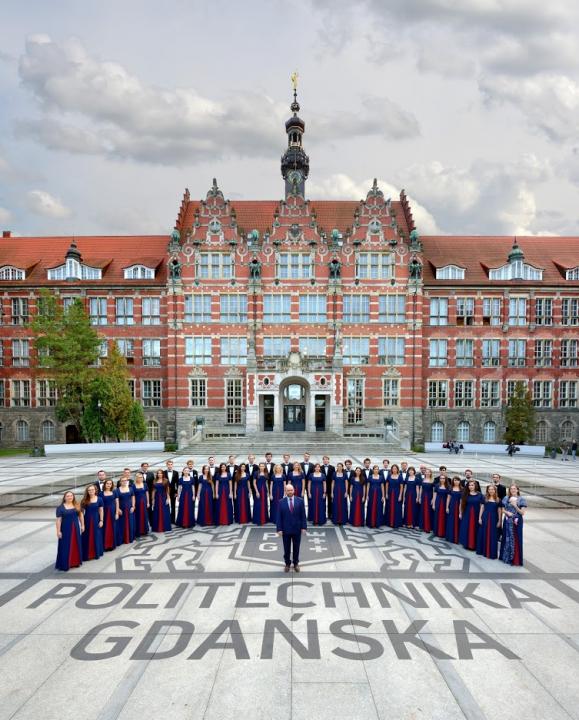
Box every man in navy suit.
[276,484,307,572]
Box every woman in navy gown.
[402,466,420,529]
[418,468,434,533]
[234,463,251,524]
[365,465,384,528]
[331,462,348,525]
[349,467,366,526]
[477,484,502,559]
[101,478,119,551]
[445,476,463,544]
[152,469,172,532]
[252,463,270,525]
[270,464,286,526]
[308,463,327,525]
[459,480,484,551]
[176,466,196,528]
[385,464,403,528]
[116,476,135,545]
[197,465,215,526]
[500,484,527,566]
[288,461,305,498]
[214,463,234,525]
[432,475,449,538]
[55,491,84,571]
[80,484,103,561]
[133,471,150,537]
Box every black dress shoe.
[294,565,300,572]
[284,565,290,572]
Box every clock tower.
[281,77,310,199]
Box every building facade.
[0,93,577,448]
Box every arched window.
[41,420,55,443]
[483,421,496,443]
[456,421,470,443]
[16,420,29,442]
[146,419,160,441]
[535,420,548,443]
[431,421,444,442]
[561,420,575,442]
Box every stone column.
[306,390,316,432]
[274,393,282,431]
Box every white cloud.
[309,173,442,235]
[26,190,72,219]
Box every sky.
[1,0,579,238]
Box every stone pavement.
[0,445,578,720]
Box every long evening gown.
[331,474,348,525]
[459,492,484,550]
[445,489,462,544]
[385,476,403,528]
[55,505,82,571]
[82,497,104,561]
[152,481,171,532]
[349,480,365,526]
[234,473,251,524]
[365,477,384,528]
[432,487,449,538]
[419,482,434,533]
[134,485,150,536]
[308,474,327,526]
[101,491,118,551]
[116,487,135,544]
[477,500,500,559]
[176,477,195,528]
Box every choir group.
[54,453,527,572]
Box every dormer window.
[489,262,542,281]
[566,267,579,280]
[123,265,155,279]
[47,263,102,280]
[436,265,465,280]
[0,266,25,280]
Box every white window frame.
[382,378,399,407]
[429,339,448,367]
[276,253,312,280]
[185,337,212,365]
[379,295,405,323]
[343,337,370,365]
[436,265,465,280]
[346,378,364,424]
[124,265,155,280]
[429,297,448,326]
[355,252,394,280]
[298,295,327,322]
[185,295,212,322]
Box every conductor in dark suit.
[163,460,180,523]
[276,484,307,572]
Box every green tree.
[504,382,536,444]
[32,293,101,440]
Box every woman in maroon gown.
[55,491,84,571]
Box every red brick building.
[0,94,577,447]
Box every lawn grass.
[0,448,32,457]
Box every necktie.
[290,498,294,512]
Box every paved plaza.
[1,443,579,720]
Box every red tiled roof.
[422,236,579,285]
[0,236,168,284]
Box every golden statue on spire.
[291,71,299,92]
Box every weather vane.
[291,71,299,92]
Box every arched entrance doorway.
[280,378,309,431]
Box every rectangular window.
[97,339,108,366]
[263,337,291,357]
[184,295,212,322]
[299,337,326,356]
[535,298,553,325]
[455,339,474,367]
[429,339,447,367]
[482,339,501,367]
[506,380,527,404]
[534,339,553,367]
[12,339,30,367]
[508,339,526,367]
[298,295,327,322]
[560,381,578,408]
[429,297,448,326]
[276,253,312,279]
[115,339,135,360]
[185,337,212,365]
[382,378,399,407]
[220,337,247,365]
[343,295,370,323]
[11,379,30,407]
[142,380,161,407]
[127,379,136,399]
[37,379,57,407]
[561,339,578,367]
[115,297,134,325]
[456,297,475,326]
[89,297,107,325]
[533,380,552,408]
[226,378,243,424]
[356,252,394,279]
[263,294,291,322]
[219,295,247,323]
[343,337,370,365]
[142,297,161,325]
[378,337,405,365]
[346,378,364,423]
[561,298,579,326]
[455,380,474,408]
[11,298,29,325]
[481,380,500,408]
[379,295,405,323]
[508,297,527,326]
[142,339,161,366]
[482,297,502,325]
[190,378,207,407]
[428,380,448,408]
[197,253,234,279]
[62,297,79,312]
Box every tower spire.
[281,71,309,199]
